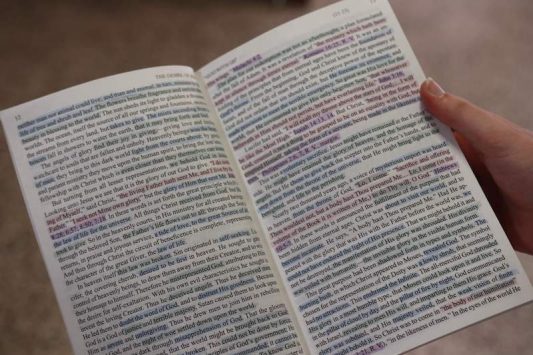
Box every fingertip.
[420,82,523,159]
[420,78,445,117]
[420,78,449,124]
[421,78,445,99]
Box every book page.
[200,1,533,354]
[1,67,305,355]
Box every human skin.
[420,78,533,255]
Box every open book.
[2,0,532,354]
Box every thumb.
[420,78,524,160]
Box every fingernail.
[425,77,445,98]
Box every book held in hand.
[2,0,532,354]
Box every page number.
[14,114,22,122]
[333,8,350,17]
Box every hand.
[420,78,533,255]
